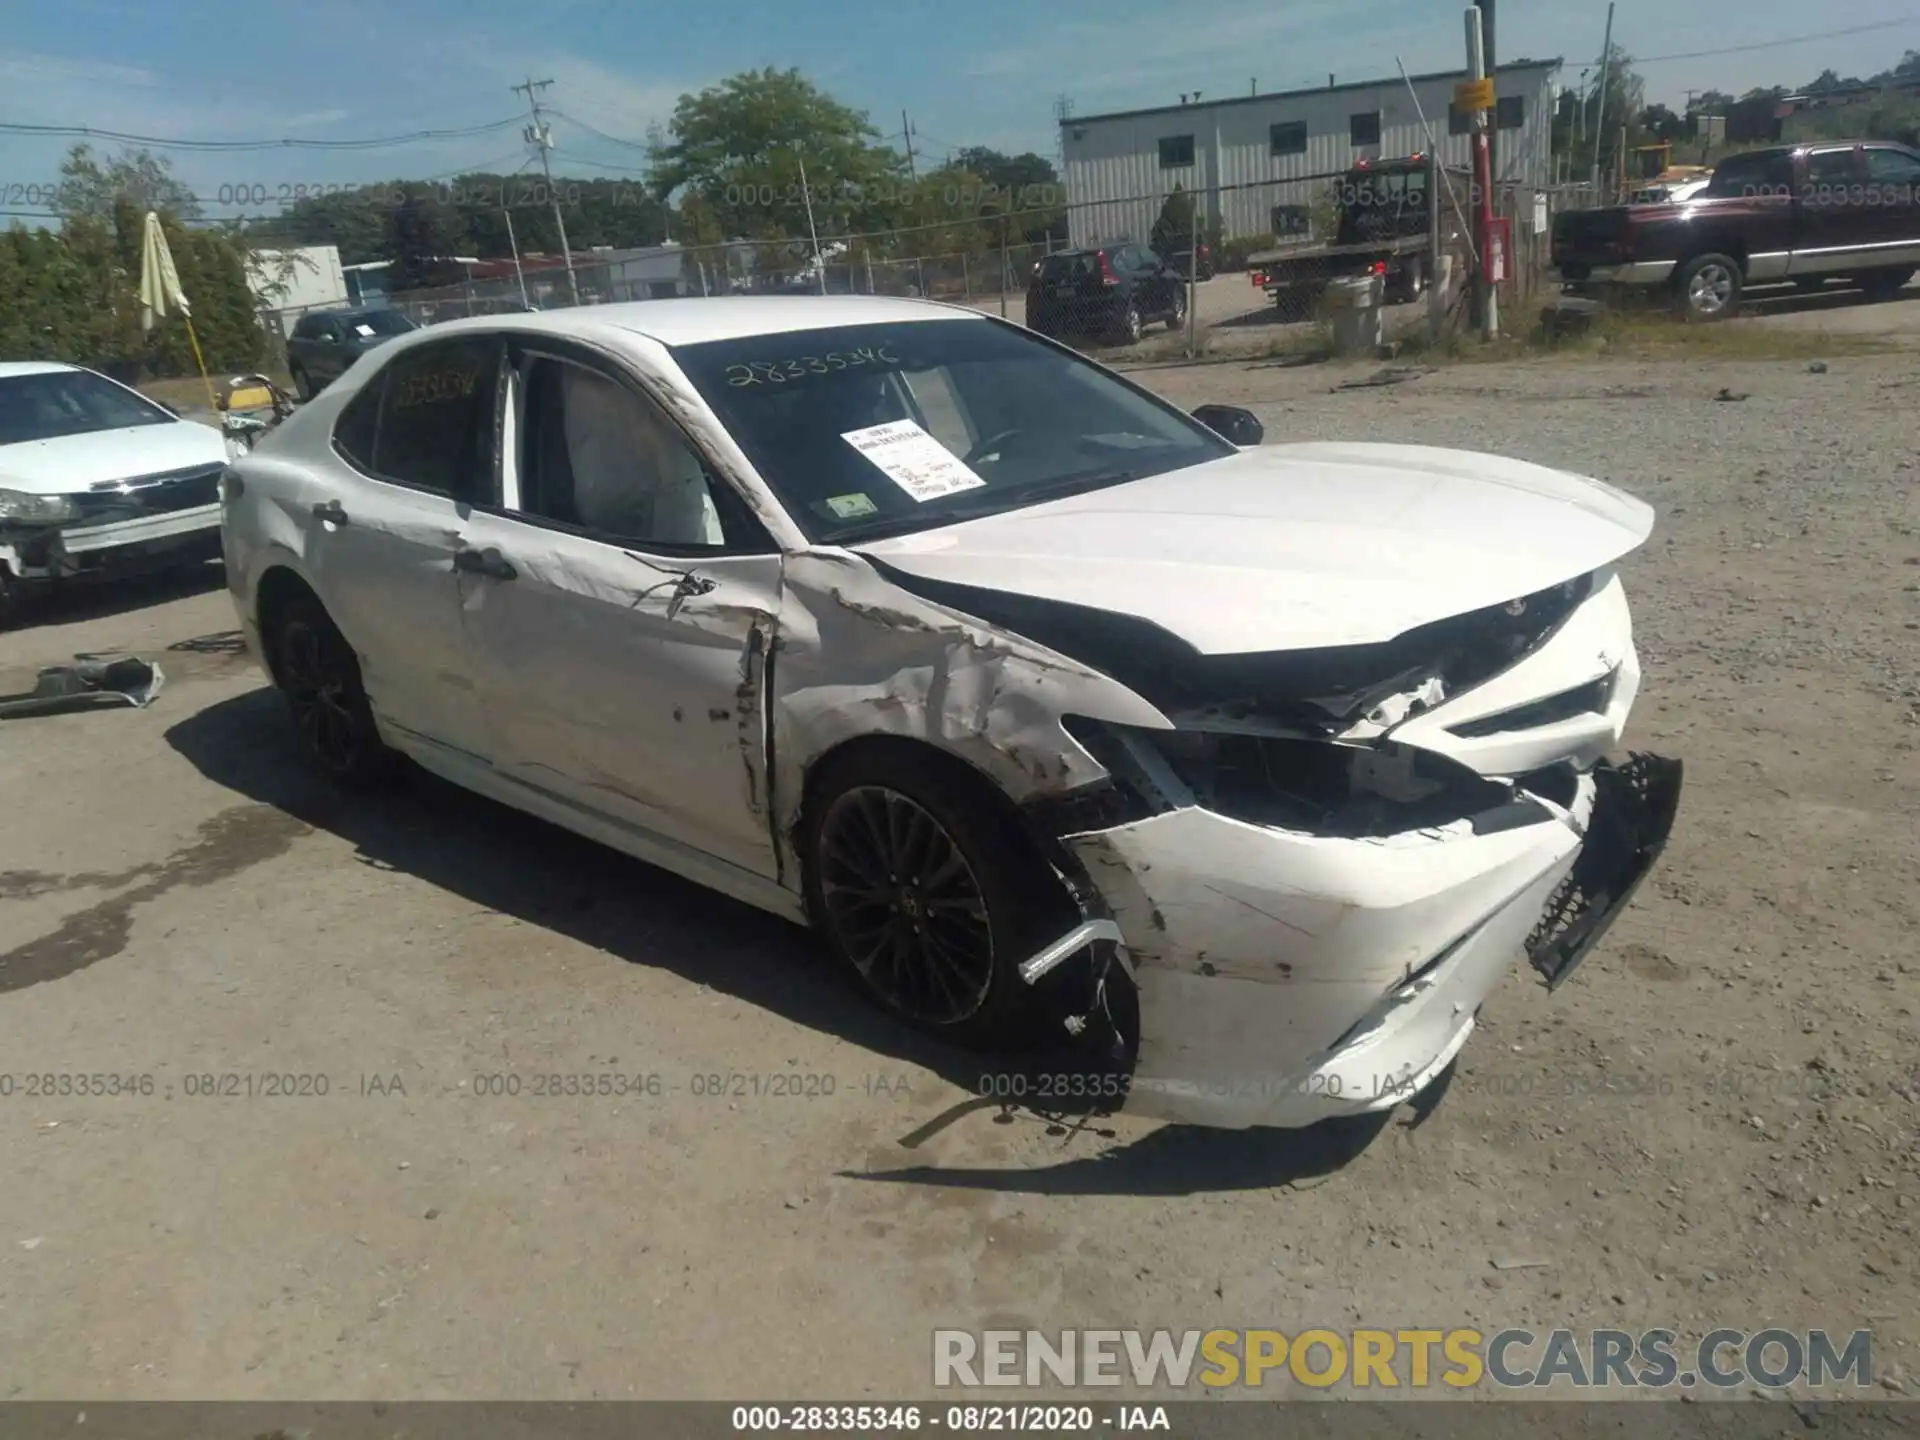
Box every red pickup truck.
[1552,141,1920,319]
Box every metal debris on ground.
[0,657,165,720]
[1715,388,1750,402]
[1335,365,1436,392]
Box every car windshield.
[340,310,415,337]
[672,318,1235,543]
[0,369,175,445]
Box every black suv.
[1025,244,1188,345]
[285,308,417,399]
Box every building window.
[1158,134,1195,168]
[1496,95,1525,130]
[1269,121,1307,156]
[1448,103,1474,136]
[1350,111,1382,145]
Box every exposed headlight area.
[0,489,79,524]
[1058,716,1532,837]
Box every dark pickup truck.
[1552,141,1920,319]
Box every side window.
[1350,111,1382,146]
[899,366,975,459]
[1864,147,1920,191]
[293,317,316,340]
[1806,148,1859,189]
[517,356,732,550]
[333,375,382,470]
[368,338,497,495]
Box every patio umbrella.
[138,210,218,412]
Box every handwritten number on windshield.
[724,346,902,386]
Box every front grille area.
[68,464,224,527]
[1447,670,1616,739]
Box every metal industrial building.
[1058,59,1561,249]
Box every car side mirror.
[1192,404,1263,446]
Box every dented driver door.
[450,347,786,883]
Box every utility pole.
[792,143,827,295]
[503,205,530,310]
[1589,4,1616,198]
[901,110,918,180]
[1465,5,1497,340]
[1480,0,1496,203]
[512,76,579,306]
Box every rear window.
[1705,151,1794,198]
[1038,254,1099,282]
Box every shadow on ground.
[163,686,1409,1193]
[2,558,226,632]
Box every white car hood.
[0,420,229,495]
[851,442,1654,654]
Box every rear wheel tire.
[1166,289,1187,331]
[1118,301,1144,344]
[290,366,313,402]
[1856,265,1915,299]
[272,595,393,789]
[1674,253,1742,321]
[802,747,1070,1049]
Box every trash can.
[1324,273,1385,356]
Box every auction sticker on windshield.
[841,419,987,502]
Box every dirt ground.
[2,330,1917,1404]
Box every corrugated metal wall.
[1061,64,1558,248]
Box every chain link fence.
[250,168,1598,358]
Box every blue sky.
[3,0,1918,223]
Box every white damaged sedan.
[222,296,1681,1130]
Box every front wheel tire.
[802,748,1069,1048]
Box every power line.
[547,110,653,153]
[0,117,526,152]
[1633,15,1919,66]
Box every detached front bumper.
[1060,754,1681,1130]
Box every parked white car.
[0,361,230,617]
[221,296,1682,1131]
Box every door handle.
[453,546,516,580]
[312,499,348,525]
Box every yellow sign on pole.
[1454,78,1496,112]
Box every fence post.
[1427,150,1445,345]
[962,250,971,301]
[999,216,1009,319]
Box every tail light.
[1251,270,1267,287]
[1371,261,1387,275]
[1096,250,1119,286]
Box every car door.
[451,337,785,881]
[308,333,501,764]
[1789,145,1867,277]
[1860,145,1920,268]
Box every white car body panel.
[0,417,230,495]
[851,442,1653,655]
[221,297,1679,1132]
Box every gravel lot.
[1,335,1916,1403]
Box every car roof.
[0,361,83,379]
[388,295,989,348]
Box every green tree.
[649,68,907,241]
[1150,185,1197,260]
[55,144,201,221]
[384,192,466,291]
[952,146,1067,245]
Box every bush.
[0,212,265,378]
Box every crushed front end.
[1016,567,1683,1130]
